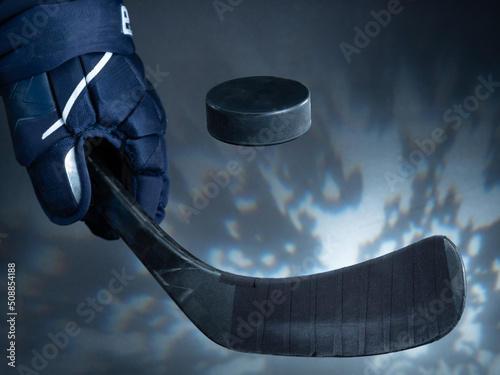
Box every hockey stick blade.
[86,154,466,357]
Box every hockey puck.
[206,76,311,146]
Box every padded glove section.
[1,52,169,232]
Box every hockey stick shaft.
[87,154,236,346]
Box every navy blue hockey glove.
[1,52,169,239]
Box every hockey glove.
[1,52,169,239]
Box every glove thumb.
[26,136,93,225]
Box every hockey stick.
[86,154,466,357]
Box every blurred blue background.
[1,0,499,374]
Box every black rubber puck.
[206,76,311,146]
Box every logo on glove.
[121,5,133,36]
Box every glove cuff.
[0,0,135,88]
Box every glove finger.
[125,135,167,172]
[82,52,169,225]
[80,53,155,130]
[119,79,166,138]
[83,206,119,240]
[125,135,169,223]
[135,174,165,223]
[156,174,170,223]
[47,56,96,135]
